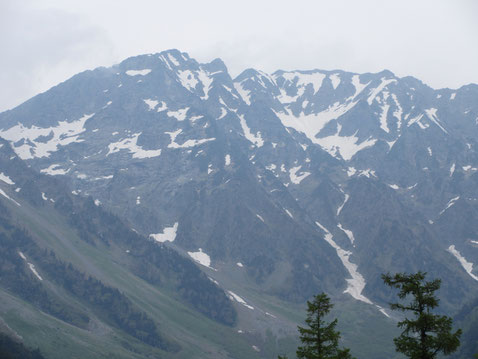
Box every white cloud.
[1,0,477,112]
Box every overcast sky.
[1,0,477,112]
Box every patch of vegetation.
[55,195,237,326]
[0,202,89,328]
[0,333,46,359]
[0,201,176,351]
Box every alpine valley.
[1,49,478,358]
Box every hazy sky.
[1,0,477,112]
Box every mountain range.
[0,49,477,358]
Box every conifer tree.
[294,293,354,359]
[382,271,461,359]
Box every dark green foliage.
[452,296,478,358]
[32,250,176,351]
[293,293,354,359]
[0,201,175,352]
[382,271,462,359]
[56,194,237,326]
[0,333,46,359]
[0,204,89,328]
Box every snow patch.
[188,248,214,269]
[143,99,159,111]
[234,82,251,105]
[177,70,199,91]
[150,222,179,243]
[28,263,43,281]
[167,53,180,66]
[0,113,94,160]
[165,129,182,143]
[0,173,14,185]
[280,71,326,95]
[208,277,219,285]
[0,189,20,206]
[218,107,227,120]
[92,175,114,181]
[347,167,357,177]
[167,108,190,122]
[440,196,460,215]
[274,100,358,148]
[337,194,349,216]
[316,127,377,161]
[156,101,167,112]
[168,134,215,149]
[40,164,69,176]
[189,115,203,123]
[18,252,42,280]
[315,221,372,304]
[329,73,341,89]
[407,114,426,129]
[239,115,264,147]
[107,133,162,159]
[357,169,376,178]
[449,163,455,177]
[391,94,403,130]
[289,166,310,184]
[377,305,391,318]
[337,223,355,245]
[197,69,213,100]
[227,291,254,310]
[379,104,390,133]
[351,75,369,97]
[265,311,277,319]
[125,69,151,76]
[447,245,478,281]
[367,78,397,105]
[425,108,448,134]
[126,69,151,76]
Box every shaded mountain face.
[0,138,243,358]
[1,49,478,317]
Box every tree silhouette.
[280,293,354,359]
[382,271,461,359]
